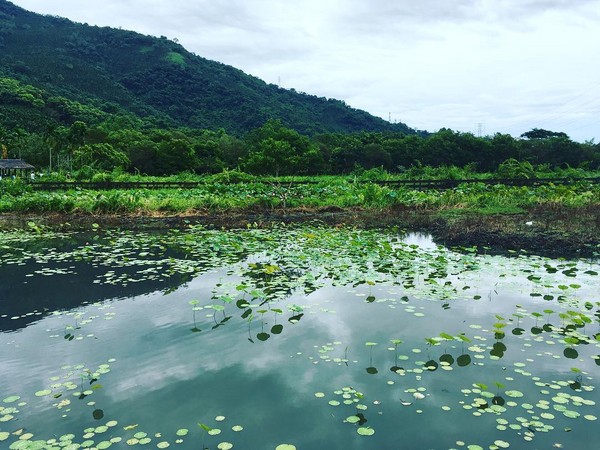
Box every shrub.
[206,169,257,184]
[74,166,96,181]
[497,159,536,179]
[91,171,113,182]
[13,193,75,212]
[354,166,390,181]
[91,191,140,213]
[0,178,31,196]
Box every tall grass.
[2,176,599,214]
[35,165,600,184]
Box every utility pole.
[477,122,483,138]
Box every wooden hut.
[0,159,35,178]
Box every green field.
[1,174,599,215]
[2,168,599,259]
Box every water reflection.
[0,228,599,450]
[0,258,190,332]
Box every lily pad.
[357,427,375,436]
[505,390,524,398]
[34,389,52,397]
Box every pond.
[1,225,599,450]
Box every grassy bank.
[1,176,599,257]
[2,178,600,214]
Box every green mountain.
[0,0,416,136]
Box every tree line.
[1,118,599,177]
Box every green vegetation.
[2,2,598,181]
[165,51,186,67]
[1,1,599,255]
[2,5,599,448]
[0,0,412,136]
[1,108,599,177]
[1,1,599,184]
[1,174,599,215]
[1,225,599,448]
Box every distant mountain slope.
[0,0,416,136]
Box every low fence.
[28,177,600,191]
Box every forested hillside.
[1,0,598,177]
[0,0,413,136]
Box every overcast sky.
[11,0,600,142]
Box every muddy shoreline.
[1,206,598,258]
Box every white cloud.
[9,0,600,141]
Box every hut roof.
[0,159,35,169]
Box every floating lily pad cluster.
[315,386,378,436]
[0,407,245,450]
[1,225,599,449]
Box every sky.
[10,0,600,142]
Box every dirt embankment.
[1,205,598,258]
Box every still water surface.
[1,227,599,449]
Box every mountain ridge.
[0,0,417,136]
